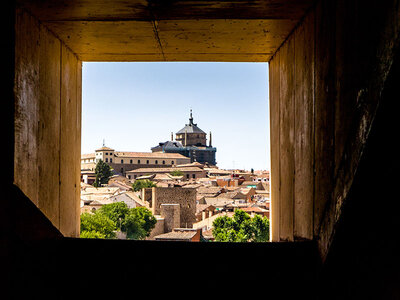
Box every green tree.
[80,230,107,239]
[123,207,157,239]
[252,214,270,242]
[82,202,157,240]
[97,201,129,228]
[212,210,269,242]
[94,159,113,187]
[131,179,157,192]
[170,170,184,177]
[80,212,116,239]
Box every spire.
[209,131,212,147]
[102,139,105,147]
[189,109,194,125]
[171,132,174,141]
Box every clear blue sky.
[82,62,270,171]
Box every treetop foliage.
[80,202,157,240]
[212,210,269,242]
[94,159,113,187]
[80,212,116,239]
[131,179,157,192]
[170,170,184,177]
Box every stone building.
[126,166,206,181]
[151,110,217,165]
[81,145,190,175]
[150,187,197,229]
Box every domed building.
[151,110,217,166]
[175,110,207,146]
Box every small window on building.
[155,160,158,164]
[128,175,131,179]
[147,160,149,164]
[138,160,141,164]
[121,167,124,173]
[192,174,196,179]
[130,159,133,164]
[171,161,174,165]
[110,158,112,163]
[121,159,124,164]
[105,158,108,162]
[162,160,165,165]
[186,174,189,179]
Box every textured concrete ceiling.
[18,0,314,61]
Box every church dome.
[176,110,206,134]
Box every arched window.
[171,161,174,165]
[121,159,124,164]
[162,160,165,165]
[130,159,132,164]
[146,160,149,164]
